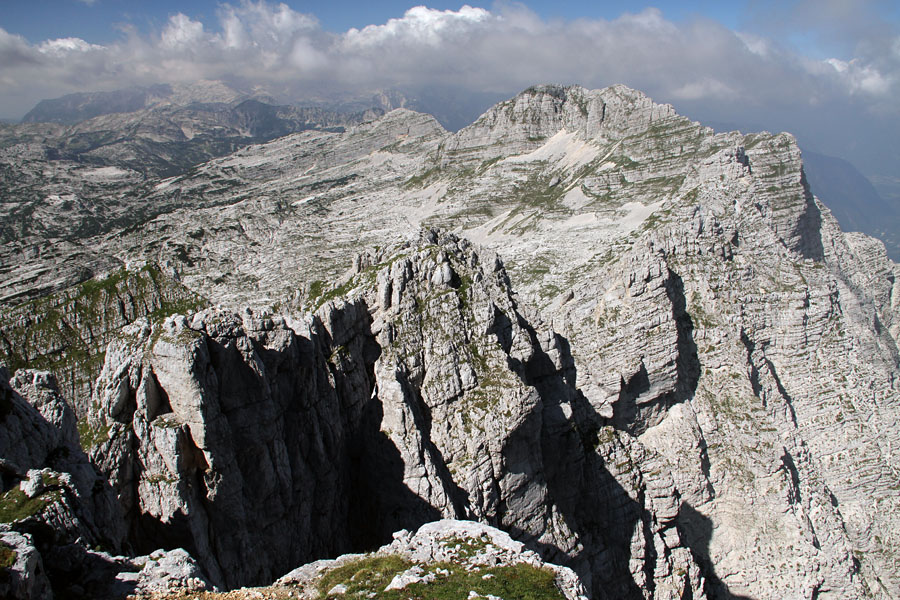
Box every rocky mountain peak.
[439,83,681,166]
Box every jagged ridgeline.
[1,84,899,599]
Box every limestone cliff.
[85,232,703,598]
[0,265,204,415]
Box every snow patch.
[79,166,135,180]
[502,129,600,172]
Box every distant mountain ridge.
[1,97,385,199]
[802,150,900,261]
[20,82,898,261]
[21,81,267,125]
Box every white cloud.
[2,1,896,109]
[160,14,206,50]
[344,5,491,47]
[670,78,737,101]
[38,37,105,55]
[736,32,771,57]
[825,57,892,95]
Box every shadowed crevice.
[678,502,753,600]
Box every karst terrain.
[1,83,899,600]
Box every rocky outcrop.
[116,548,214,597]
[440,84,676,164]
[0,366,138,598]
[0,527,52,600]
[278,519,588,600]
[0,367,125,546]
[0,365,218,599]
[86,232,704,598]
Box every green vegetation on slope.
[0,486,60,524]
[0,541,16,570]
[316,553,565,600]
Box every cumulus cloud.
[38,37,105,55]
[344,5,491,47]
[0,1,897,177]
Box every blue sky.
[1,1,899,186]
[3,2,745,41]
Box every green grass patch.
[0,541,16,570]
[316,553,565,600]
[403,166,441,189]
[146,473,177,485]
[438,534,490,560]
[308,277,362,310]
[0,486,60,524]
[78,418,110,449]
[0,264,205,397]
[317,554,413,598]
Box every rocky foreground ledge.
[3,515,584,600]
[251,519,585,600]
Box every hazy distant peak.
[21,80,256,125]
[163,80,254,106]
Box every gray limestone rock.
[0,367,129,598]
[86,232,704,598]
[3,82,900,599]
[277,519,588,600]
[0,527,52,600]
[121,548,214,596]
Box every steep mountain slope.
[0,265,204,413]
[1,84,899,598]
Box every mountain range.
[1,82,899,599]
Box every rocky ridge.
[0,265,205,414]
[76,231,702,598]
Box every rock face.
[0,527,52,600]
[86,232,704,597]
[116,547,214,597]
[0,366,137,598]
[0,367,125,545]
